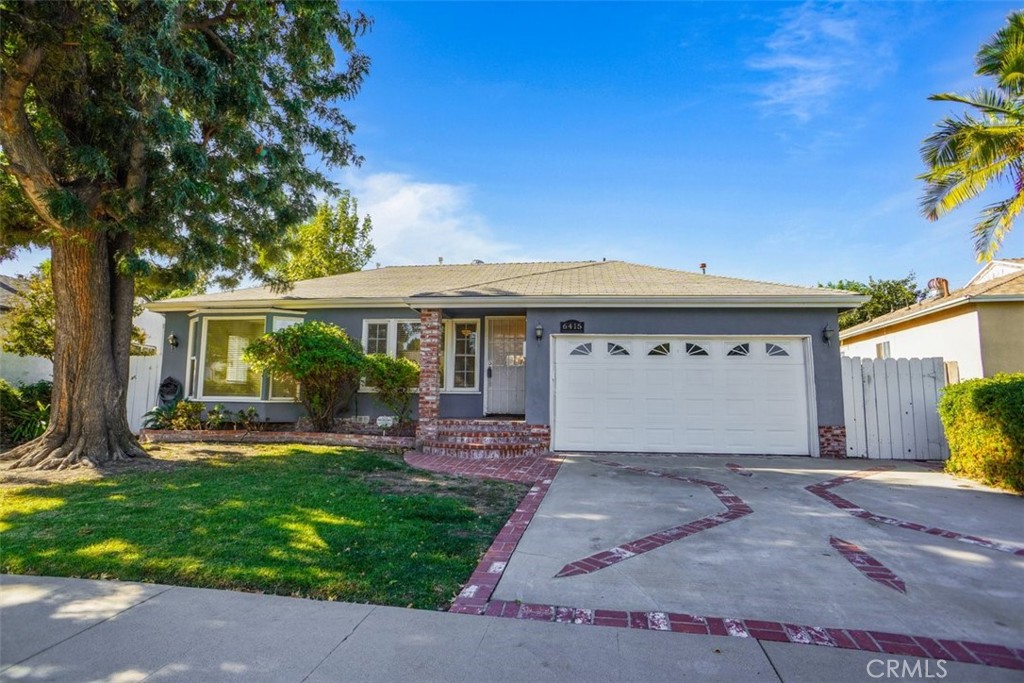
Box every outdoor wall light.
[535,323,544,342]
[822,325,836,345]
[167,333,179,349]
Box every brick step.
[433,431,546,441]
[421,443,546,460]
[424,440,539,452]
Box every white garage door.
[552,336,812,455]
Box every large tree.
[919,11,1024,260]
[0,0,370,469]
[821,274,922,329]
[276,191,374,281]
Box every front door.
[485,317,527,415]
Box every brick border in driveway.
[406,453,1024,671]
[806,467,1024,556]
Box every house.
[840,258,1024,380]
[148,260,866,457]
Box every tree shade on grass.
[0,445,527,609]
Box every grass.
[0,444,527,609]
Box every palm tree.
[919,11,1024,260]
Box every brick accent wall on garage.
[818,425,846,458]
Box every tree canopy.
[0,0,371,468]
[919,11,1024,260]
[821,273,922,329]
[275,192,375,281]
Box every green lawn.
[0,445,526,609]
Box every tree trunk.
[2,229,147,469]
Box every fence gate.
[126,355,161,433]
[840,357,949,460]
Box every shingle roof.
[841,269,1024,338]
[0,274,28,310]
[150,260,862,310]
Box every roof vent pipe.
[926,277,949,298]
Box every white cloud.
[342,172,522,267]
[749,3,894,122]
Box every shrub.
[237,406,265,432]
[169,399,204,431]
[206,404,231,430]
[143,401,176,430]
[938,373,1024,492]
[244,321,365,431]
[0,379,52,446]
[363,353,420,423]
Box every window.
[448,321,478,390]
[269,317,302,400]
[875,342,891,360]
[685,342,709,357]
[765,343,789,357]
[569,342,592,356]
[727,343,750,357]
[607,342,630,356]
[648,343,671,356]
[362,319,422,360]
[397,322,422,364]
[200,318,265,398]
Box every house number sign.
[560,319,585,333]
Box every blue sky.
[8,1,1024,289]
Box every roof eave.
[148,293,869,313]
[840,296,969,339]
[404,294,869,309]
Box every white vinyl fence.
[841,357,949,460]
[126,355,162,433]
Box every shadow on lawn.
[0,447,527,609]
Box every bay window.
[199,318,265,399]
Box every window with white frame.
[200,318,265,399]
[438,319,479,392]
[362,319,422,361]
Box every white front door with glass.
[485,317,527,415]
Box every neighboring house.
[149,260,865,458]
[0,274,51,385]
[0,273,165,385]
[840,258,1024,380]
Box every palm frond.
[972,187,1024,259]
[928,89,1024,121]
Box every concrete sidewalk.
[1,576,1016,682]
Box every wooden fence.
[126,355,162,433]
[841,357,949,460]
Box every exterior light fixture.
[822,325,836,345]
[535,324,544,342]
[167,333,179,349]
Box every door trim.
[483,316,527,416]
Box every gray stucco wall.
[158,306,845,429]
[524,308,845,428]
[158,307,487,423]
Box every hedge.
[938,373,1024,493]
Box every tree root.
[1,428,148,470]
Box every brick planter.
[139,429,415,450]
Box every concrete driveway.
[491,455,1023,652]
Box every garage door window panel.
[607,342,630,356]
[727,343,750,357]
[647,342,671,356]
[766,343,790,357]
[685,342,709,357]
